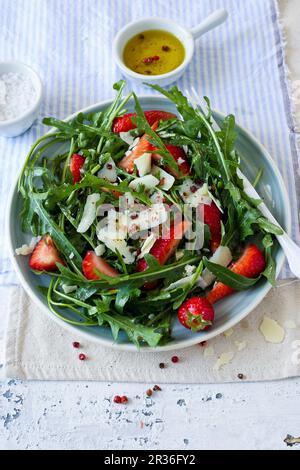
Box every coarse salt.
[0,72,37,121]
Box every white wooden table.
[1,376,300,450]
[1,0,300,450]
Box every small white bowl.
[0,61,42,137]
[113,9,228,87]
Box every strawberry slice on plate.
[70,153,85,184]
[118,122,158,174]
[119,123,190,177]
[202,201,222,253]
[29,235,65,272]
[136,220,190,289]
[207,243,266,304]
[153,143,190,177]
[178,296,215,331]
[112,110,176,133]
[82,251,119,280]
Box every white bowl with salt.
[0,62,42,137]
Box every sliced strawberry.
[70,154,85,184]
[118,122,158,173]
[82,251,119,280]
[29,235,65,272]
[202,201,222,253]
[178,296,214,331]
[112,110,176,133]
[153,143,190,177]
[136,220,190,289]
[207,243,266,304]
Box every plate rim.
[7,95,291,352]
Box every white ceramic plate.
[7,95,291,352]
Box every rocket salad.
[17,81,282,347]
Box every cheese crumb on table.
[224,327,234,337]
[259,316,285,343]
[234,340,247,351]
[213,351,234,371]
[203,346,214,358]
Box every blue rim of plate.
[7,95,291,352]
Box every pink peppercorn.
[78,353,86,361]
[72,341,80,349]
[113,395,121,403]
[171,355,179,363]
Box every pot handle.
[190,9,228,40]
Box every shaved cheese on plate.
[128,203,168,234]
[137,233,157,259]
[175,250,184,260]
[197,246,232,288]
[124,136,140,155]
[97,157,117,182]
[185,183,212,208]
[151,165,175,190]
[96,228,136,264]
[207,188,224,213]
[259,316,285,343]
[119,131,135,145]
[62,284,78,294]
[164,275,194,291]
[77,193,100,233]
[184,264,196,276]
[129,174,160,191]
[96,211,127,241]
[150,189,164,204]
[134,153,152,176]
[15,236,41,256]
[96,212,136,264]
[178,179,198,202]
[95,244,105,256]
[119,192,135,209]
[179,180,211,207]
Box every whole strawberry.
[178,297,215,331]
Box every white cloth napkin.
[3,281,300,382]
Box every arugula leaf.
[96,310,163,348]
[203,257,259,290]
[131,93,179,172]
[217,114,237,159]
[261,234,276,286]
[146,83,231,183]
[21,196,82,269]
[256,218,283,236]
[115,284,141,313]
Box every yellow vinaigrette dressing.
[123,30,185,76]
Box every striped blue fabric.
[0,0,299,285]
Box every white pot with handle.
[112,9,228,87]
